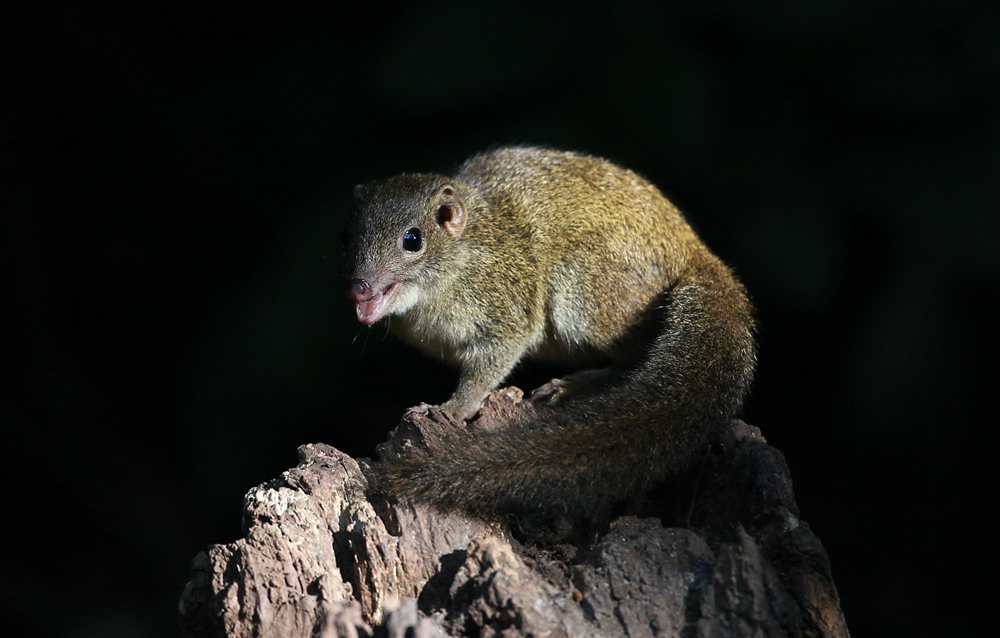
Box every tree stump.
[179,387,850,637]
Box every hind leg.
[529,367,616,406]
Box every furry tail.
[378,254,756,518]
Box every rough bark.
[180,386,850,638]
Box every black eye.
[402,227,422,252]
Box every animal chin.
[355,283,396,324]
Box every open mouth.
[355,282,397,325]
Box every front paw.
[440,396,482,422]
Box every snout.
[346,278,373,303]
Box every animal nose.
[347,278,373,303]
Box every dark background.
[3,2,997,636]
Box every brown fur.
[342,147,756,518]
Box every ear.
[434,186,467,239]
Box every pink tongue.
[355,289,388,324]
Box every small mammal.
[342,147,755,518]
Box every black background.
[3,2,997,636]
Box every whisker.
[360,325,372,359]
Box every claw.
[530,378,570,406]
[406,402,432,415]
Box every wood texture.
[180,387,849,637]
